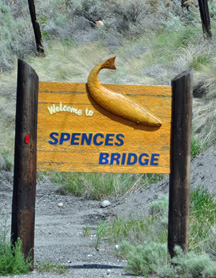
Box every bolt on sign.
[37,57,171,173]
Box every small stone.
[58,202,63,207]
[100,200,111,208]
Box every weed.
[190,54,210,71]
[121,242,216,277]
[191,135,202,158]
[83,224,90,237]
[189,187,216,253]
[94,221,107,249]
[172,246,216,278]
[0,216,31,275]
[100,199,168,246]
[52,170,165,200]
[0,147,13,171]
[122,241,172,276]
[35,260,66,274]
[95,188,216,276]
[149,195,169,217]
[0,2,34,71]
[52,172,142,200]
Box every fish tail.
[101,56,116,70]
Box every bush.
[0,147,14,171]
[52,172,140,200]
[124,242,170,276]
[36,260,66,274]
[123,242,216,277]
[0,3,18,71]
[0,217,31,275]
[191,136,202,158]
[172,246,216,278]
[0,1,35,72]
[190,187,216,254]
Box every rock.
[58,202,63,207]
[193,82,206,98]
[100,200,111,208]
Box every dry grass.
[1,0,216,170]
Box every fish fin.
[101,56,116,70]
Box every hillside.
[0,1,216,277]
[1,0,216,168]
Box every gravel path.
[0,144,216,277]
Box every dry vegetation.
[1,1,216,276]
[0,0,216,177]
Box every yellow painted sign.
[37,82,171,173]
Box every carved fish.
[87,57,162,127]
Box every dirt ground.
[0,143,216,278]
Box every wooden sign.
[37,82,171,173]
[13,59,192,265]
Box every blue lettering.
[99,152,109,164]
[150,154,160,166]
[110,153,121,165]
[48,132,59,145]
[71,133,81,145]
[59,133,70,145]
[139,153,149,166]
[121,153,126,165]
[105,133,115,146]
[81,133,93,145]
[127,153,137,165]
[115,134,125,146]
[93,133,104,146]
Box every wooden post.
[168,69,193,258]
[11,59,38,266]
[28,0,44,54]
[198,0,212,38]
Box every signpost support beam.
[198,0,212,38]
[168,69,193,258]
[11,59,38,266]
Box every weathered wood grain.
[37,82,172,173]
[168,69,193,257]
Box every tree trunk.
[28,0,45,54]
[168,69,193,258]
[198,0,212,38]
[11,59,39,268]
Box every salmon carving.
[87,57,162,127]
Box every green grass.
[189,187,216,253]
[0,216,32,275]
[121,242,216,277]
[0,0,216,167]
[52,172,137,200]
[35,260,66,274]
[52,172,165,200]
[190,54,211,71]
[83,224,90,237]
[191,136,202,159]
[0,147,14,171]
[93,187,216,277]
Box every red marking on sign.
[25,134,30,144]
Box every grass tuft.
[121,242,216,277]
[191,135,202,158]
[52,172,165,200]
[189,186,216,254]
[124,242,170,276]
[94,187,216,276]
[0,216,32,275]
[35,260,66,274]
